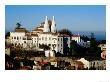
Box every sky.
[5,5,106,33]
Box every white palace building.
[8,16,90,54]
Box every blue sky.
[5,5,106,32]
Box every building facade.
[78,58,106,70]
[9,16,72,54]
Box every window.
[61,44,62,47]
[24,41,26,43]
[14,37,16,39]
[12,37,13,39]
[61,38,62,41]
[58,38,59,41]
[49,37,51,40]
[45,37,47,41]
[48,44,51,46]
[58,44,59,47]
[42,37,44,40]
[17,37,19,40]
[93,62,95,66]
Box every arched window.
[24,41,26,43]
[45,37,47,41]
[58,38,59,41]
[17,37,19,40]
[61,38,62,41]
[14,37,16,39]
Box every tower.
[44,16,50,32]
[51,16,56,33]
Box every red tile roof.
[31,34,38,37]
[15,28,28,32]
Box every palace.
[9,16,87,54]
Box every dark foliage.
[5,32,10,38]
[58,28,73,36]
[80,35,90,42]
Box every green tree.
[80,35,90,42]
[58,28,73,36]
[70,40,77,55]
[39,44,50,50]
[5,32,10,38]
[88,33,101,57]
[90,33,97,51]
[16,22,22,28]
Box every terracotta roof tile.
[33,26,44,31]
[31,34,38,37]
[15,28,28,32]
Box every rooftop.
[15,27,29,33]
[72,34,80,37]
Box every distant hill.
[72,31,106,40]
